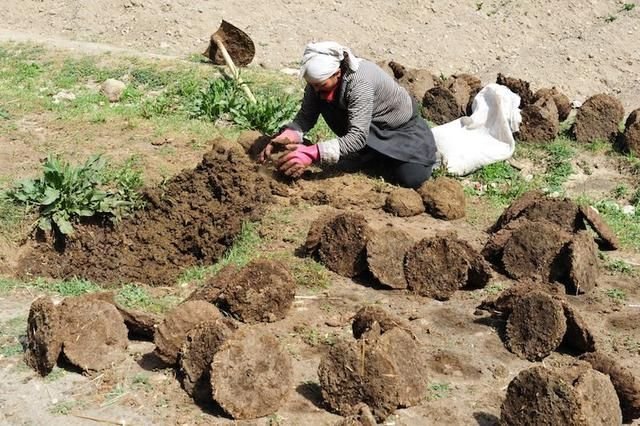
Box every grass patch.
[542,138,575,192]
[44,366,67,382]
[115,284,179,314]
[0,316,26,358]
[290,258,331,290]
[29,277,102,297]
[605,288,627,303]
[49,400,78,415]
[467,161,534,206]
[294,326,337,347]
[427,382,451,400]
[0,192,27,240]
[601,254,637,276]
[590,199,640,251]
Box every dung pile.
[318,307,427,422]
[19,139,272,286]
[384,188,425,217]
[621,108,640,156]
[422,76,474,125]
[417,176,466,220]
[501,363,622,425]
[366,227,413,289]
[483,191,617,294]
[572,94,625,144]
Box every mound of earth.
[404,235,489,300]
[534,87,572,122]
[505,291,567,361]
[565,231,599,294]
[622,108,640,156]
[496,73,534,106]
[572,94,625,144]
[519,197,582,232]
[59,298,128,372]
[417,176,466,220]
[318,328,427,421]
[24,296,63,376]
[517,96,560,142]
[236,130,271,161]
[580,352,640,423]
[578,205,620,250]
[366,227,413,289]
[302,211,340,255]
[396,68,437,102]
[421,78,471,125]
[19,139,272,286]
[178,318,238,402]
[210,327,293,420]
[384,188,425,217]
[351,306,410,339]
[116,306,161,341]
[318,212,372,277]
[215,259,296,323]
[454,73,483,113]
[154,300,222,365]
[501,364,621,426]
[491,190,545,232]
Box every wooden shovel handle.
[212,35,257,104]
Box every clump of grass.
[29,277,101,297]
[542,139,575,192]
[592,199,640,250]
[468,161,533,206]
[601,255,636,276]
[605,288,627,303]
[427,382,451,400]
[295,326,337,347]
[115,284,179,314]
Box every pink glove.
[275,128,303,144]
[278,144,319,177]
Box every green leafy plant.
[622,3,636,11]
[189,77,244,122]
[7,154,143,236]
[605,288,627,303]
[232,91,299,135]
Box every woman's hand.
[277,144,319,178]
[258,129,303,163]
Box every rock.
[100,78,126,102]
[211,327,293,419]
[366,227,413,289]
[154,301,222,365]
[622,108,640,156]
[318,212,372,277]
[518,96,560,142]
[24,296,63,376]
[578,205,620,250]
[352,306,410,339]
[534,87,572,122]
[417,176,466,220]
[52,90,76,103]
[496,73,534,106]
[572,94,624,144]
[384,188,425,217]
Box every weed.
[267,414,285,426]
[592,199,640,250]
[0,343,23,357]
[30,277,101,297]
[483,283,507,295]
[116,284,178,314]
[102,383,128,407]
[0,192,27,240]
[543,139,575,192]
[296,326,337,347]
[476,2,484,11]
[306,115,336,143]
[604,14,618,22]
[605,288,627,303]
[0,106,10,119]
[189,77,244,122]
[290,258,331,290]
[0,315,25,358]
[622,3,636,11]
[45,367,67,382]
[469,161,532,206]
[612,184,630,199]
[601,255,636,276]
[232,90,299,135]
[428,382,451,400]
[49,400,77,415]
[132,373,152,390]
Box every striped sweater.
[286,60,415,163]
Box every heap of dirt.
[388,61,407,79]
[578,204,620,250]
[19,140,272,286]
[622,108,640,156]
[517,96,560,142]
[490,190,545,232]
[366,227,413,289]
[178,318,238,402]
[154,300,222,365]
[565,231,599,294]
[24,296,63,376]
[317,212,372,277]
[572,94,625,144]
[519,197,582,232]
[116,306,161,341]
[215,259,296,323]
[404,235,490,300]
[417,176,466,220]
[236,130,271,161]
[421,78,471,125]
[318,327,427,421]
[501,364,621,425]
[505,291,567,361]
[580,352,640,423]
[396,68,437,102]
[351,306,410,339]
[534,87,572,122]
[454,73,483,113]
[302,211,339,255]
[210,327,293,420]
[496,73,534,106]
[384,188,425,217]
[59,298,128,372]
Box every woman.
[260,41,437,189]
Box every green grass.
[605,288,627,303]
[467,161,534,206]
[0,192,27,240]
[542,138,575,192]
[601,254,636,276]
[44,366,67,382]
[591,199,640,250]
[295,326,337,347]
[427,382,451,400]
[115,284,179,314]
[0,316,26,358]
[49,400,78,415]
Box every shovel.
[203,20,257,104]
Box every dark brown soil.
[154,300,222,365]
[622,108,640,156]
[318,328,427,421]
[578,205,621,250]
[454,73,483,114]
[59,299,128,372]
[572,367,623,426]
[116,305,161,341]
[384,188,425,217]
[397,68,437,102]
[520,197,582,233]
[178,318,238,402]
[335,404,377,426]
[572,93,625,144]
[24,296,63,376]
[216,259,296,323]
[505,291,567,361]
[404,236,469,300]
[318,212,372,277]
[501,366,585,425]
[496,73,534,106]
[18,140,272,286]
[501,220,572,282]
[204,20,255,67]
[388,61,407,79]
[366,227,413,289]
[491,190,545,232]
[303,212,339,255]
[580,351,640,423]
[185,263,237,304]
[422,85,465,125]
[417,176,466,220]
[482,217,531,264]
[457,239,493,289]
[352,305,410,339]
[517,96,560,142]
[561,302,596,354]
[565,231,599,295]
[236,130,271,161]
[479,281,565,314]
[210,327,293,420]
[444,77,472,117]
[534,87,572,122]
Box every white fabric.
[431,83,522,176]
[299,41,362,83]
[317,139,341,164]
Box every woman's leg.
[390,160,434,189]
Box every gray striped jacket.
[286,60,415,163]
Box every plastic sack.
[431,83,522,176]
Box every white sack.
[431,83,522,176]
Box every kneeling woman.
[260,41,437,189]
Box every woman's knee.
[394,162,433,189]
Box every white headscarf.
[299,41,362,84]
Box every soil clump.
[366,227,413,289]
[317,212,372,277]
[572,94,625,144]
[417,176,466,220]
[384,188,425,217]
